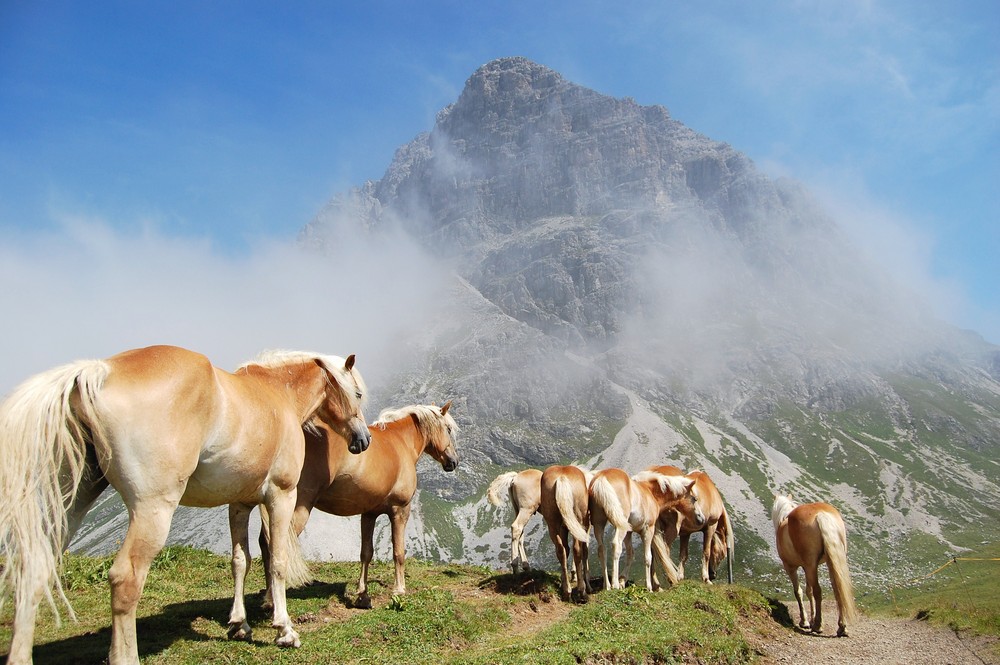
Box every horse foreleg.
[783,563,809,630]
[639,526,656,591]
[227,502,254,641]
[262,491,301,649]
[355,513,377,609]
[805,564,823,633]
[700,524,717,584]
[678,532,690,581]
[108,498,177,665]
[389,504,411,595]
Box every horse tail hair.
[590,476,629,532]
[554,476,590,543]
[258,504,312,589]
[486,471,519,508]
[816,511,858,625]
[0,359,109,626]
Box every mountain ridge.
[75,57,999,591]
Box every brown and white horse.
[486,468,543,573]
[589,468,696,591]
[0,345,370,665]
[648,465,734,584]
[259,402,458,609]
[539,465,592,602]
[772,494,858,637]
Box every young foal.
[772,494,858,636]
[260,402,459,609]
[487,468,543,573]
[0,345,369,665]
[539,465,592,602]
[589,468,695,590]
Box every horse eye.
[355,391,363,399]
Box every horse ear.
[345,354,356,371]
[684,477,696,492]
[440,400,452,415]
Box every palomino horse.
[589,468,697,591]
[0,345,370,665]
[648,465,734,584]
[539,464,592,602]
[260,402,459,609]
[486,468,542,573]
[772,494,858,636]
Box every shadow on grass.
[19,580,353,664]
[478,569,562,597]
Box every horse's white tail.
[554,476,589,543]
[589,476,629,531]
[486,471,519,508]
[258,504,312,588]
[816,511,858,625]
[0,359,109,626]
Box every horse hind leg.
[510,507,534,573]
[108,497,178,665]
[804,564,823,633]
[227,502,254,641]
[783,563,809,630]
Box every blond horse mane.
[631,470,692,497]
[373,404,458,440]
[771,494,797,531]
[239,349,368,412]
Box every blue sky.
[0,1,997,388]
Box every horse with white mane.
[0,345,370,665]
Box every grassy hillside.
[1,546,779,664]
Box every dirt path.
[750,601,999,665]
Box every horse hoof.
[354,595,373,610]
[812,626,823,634]
[227,623,252,642]
[275,631,301,648]
[571,589,589,604]
[837,626,848,638]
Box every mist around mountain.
[74,57,1000,592]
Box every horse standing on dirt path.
[589,468,697,591]
[772,494,858,637]
[539,465,592,603]
[0,345,370,665]
[259,402,458,609]
[647,465,734,584]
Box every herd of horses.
[0,344,857,664]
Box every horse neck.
[242,362,325,422]
[380,415,426,463]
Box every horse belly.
[315,474,386,515]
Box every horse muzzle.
[442,457,458,472]
[348,422,372,455]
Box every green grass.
[865,542,1000,638]
[2,547,777,665]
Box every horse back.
[781,502,842,564]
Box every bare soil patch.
[746,600,999,665]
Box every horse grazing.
[0,345,370,665]
[259,402,458,609]
[648,465,734,584]
[589,468,696,591]
[487,468,543,573]
[772,494,858,637]
[539,465,592,602]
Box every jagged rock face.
[294,57,1000,574]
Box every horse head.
[681,477,706,527]
[314,354,371,454]
[428,401,459,472]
